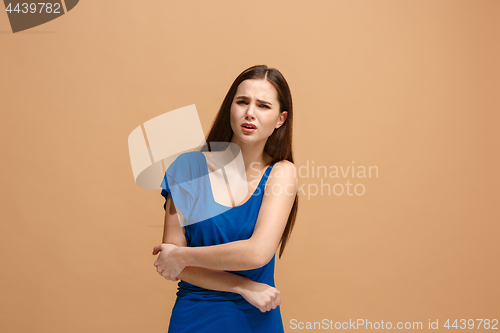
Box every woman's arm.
[156,161,298,278]
[152,192,281,312]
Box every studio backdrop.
[1,1,498,332]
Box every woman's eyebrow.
[257,99,272,106]
[235,96,272,106]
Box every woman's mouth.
[241,123,256,133]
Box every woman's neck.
[229,135,272,171]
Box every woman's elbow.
[250,248,274,269]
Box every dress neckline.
[201,153,275,208]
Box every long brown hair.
[202,65,299,258]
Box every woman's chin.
[235,134,259,145]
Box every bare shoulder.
[267,160,298,190]
[272,160,297,175]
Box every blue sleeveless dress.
[159,151,284,333]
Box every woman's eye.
[260,104,270,109]
[236,101,247,105]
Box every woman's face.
[230,79,287,145]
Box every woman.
[152,65,299,333]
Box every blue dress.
[160,151,284,333]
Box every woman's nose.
[245,103,256,118]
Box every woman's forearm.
[176,238,268,271]
[176,265,281,313]
[176,266,253,295]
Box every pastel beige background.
[1,1,498,332]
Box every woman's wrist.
[175,246,190,268]
[232,278,259,296]
[232,280,248,296]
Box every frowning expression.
[230,79,287,144]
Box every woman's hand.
[152,244,281,312]
[238,281,281,313]
[152,243,186,281]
